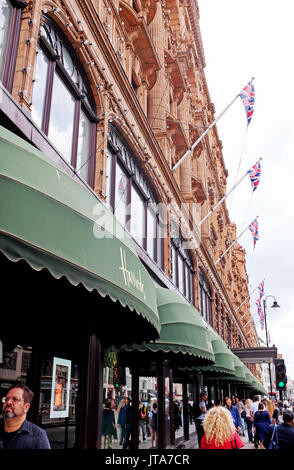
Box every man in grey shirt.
[235,397,245,436]
[195,392,207,448]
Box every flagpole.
[235,278,265,313]
[198,171,248,227]
[239,306,251,321]
[215,225,249,265]
[172,94,239,172]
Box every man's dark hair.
[215,399,222,406]
[283,410,294,424]
[200,392,206,399]
[277,400,283,408]
[7,383,34,404]
[253,395,259,402]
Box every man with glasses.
[0,383,50,449]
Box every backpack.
[268,425,279,449]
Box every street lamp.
[263,295,280,396]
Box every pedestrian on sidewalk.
[225,396,242,433]
[121,397,132,449]
[235,397,246,436]
[148,402,158,449]
[200,406,244,449]
[266,398,275,422]
[193,392,208,448]
[138,401,147,443]
[250,395,260,448]
[244,398,254,443]
[117,398,126,445]
[253,402,271,449]
[264,409,294,449]
[102,400,117,449]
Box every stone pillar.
[178,92,192,199]
[148,1,168,156]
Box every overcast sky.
[198,0,294,380]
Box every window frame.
[107,129,164,270]
[31,16,97,187]
[198,269,212,324]
[1,0,24,92]
[171,237,195,305]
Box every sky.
[198,0,294,379]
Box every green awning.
[120,286,215,366]
[195,328,236,376]
[247,370,267,394]
[0,126,160,339]
[244,369,254,386]
[214,354,251,385]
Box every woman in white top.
[244,398,254,443]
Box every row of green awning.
[0,126,266,394]
[121,286,266,394]
[115,278,266,394]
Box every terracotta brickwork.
[9,0,260,375]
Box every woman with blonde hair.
[200,406,244,449]
[244,398,254,443]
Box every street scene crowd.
[101,391,294,450]
[2,383,294,449]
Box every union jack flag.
[239,79,255,126]
[248,159,261,192]
[258,280,265,298]
[248,217,259,248]
[256,298,264,330]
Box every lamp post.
[263,295,280,396]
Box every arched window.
[106,126,164,269]
[0,0,23,92]
[171,225,194,304]
[31,16,97,186]
[199,269,212,324]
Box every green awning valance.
[195,328,236,376]
[121,287,215,366]
[0,126,160,339]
